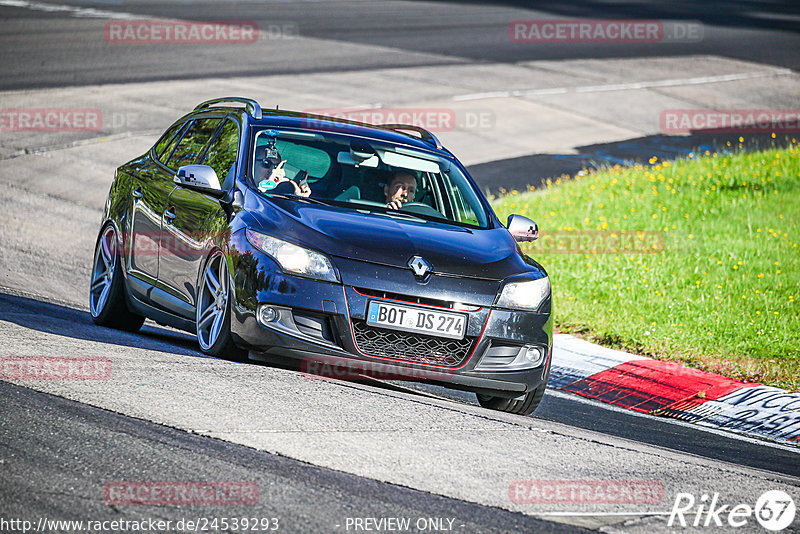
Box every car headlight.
[245,229,339,283]
[495,276,550,311]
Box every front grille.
[352,320,476,367]
[354,287,463,310]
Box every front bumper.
[229,232,553,396]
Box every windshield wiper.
[268,193,334,206]
[379,210,427,223]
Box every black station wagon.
[90,97,553,415]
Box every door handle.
[132,188,143,200]
[164,208,176,224]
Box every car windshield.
[251,128,489,229]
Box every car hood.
[244,192,540,281]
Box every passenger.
[384,171,417,210]
[255,149,310,197]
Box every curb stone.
[551,334,800,446]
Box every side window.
[153,120,188,163]
[166,118,222,170]
[200,120,239,187]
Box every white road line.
[0,0,141,19]
[453,69,795,101]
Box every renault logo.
[408,256,432,278]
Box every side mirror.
[174,165,224,197]
[507,214,538,242]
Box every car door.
[159,118,239,313]
[127,119,188,289]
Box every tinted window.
[153,121,187,162]
[273,139,331,180]
[167,118,222,170]
[200,120,239,187]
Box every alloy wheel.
[197,252,229,350]
[89,226,117,317]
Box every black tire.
[89,225,145,332]
[196,251,247,361]
[476,363,550,416]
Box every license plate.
[366,300,467,340]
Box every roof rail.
[378,123,443,150]
[194,97,263,120]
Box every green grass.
[492,141,800,391]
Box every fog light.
[522,345,544,367]
[474,343,546,371]
[258,305,279,324]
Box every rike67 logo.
[669,490,796,531]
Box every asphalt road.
[1,1,799,532]
[0,0,798,90]
[3,290,799,481]
[1,287,799,533]
[0,380,580,533]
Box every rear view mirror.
[174,165,224,197]
[337,151,379,168]
[507,214,538,242]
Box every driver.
[384,171,417,210]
